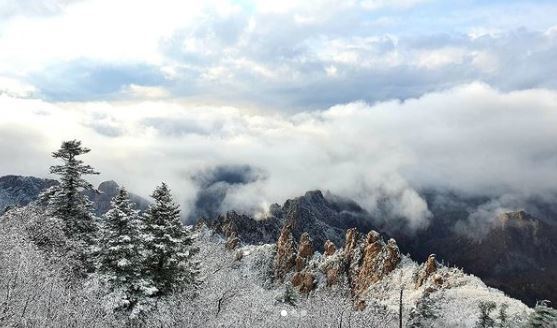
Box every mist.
[1,82,557,231]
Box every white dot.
[280,310,288,317]
[300,310,307,317]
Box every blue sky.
[1,0,556,109]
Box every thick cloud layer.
[2,83,557,230]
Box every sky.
[1,0,557,227]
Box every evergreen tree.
[42,140,99,243]
[40,140,99,275]
[526,301,557,328]
[142,183,199,295]
[496,303,509,328]
[476,301,496,328]
[97,188,156,317]
[407,289,438,328]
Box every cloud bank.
[2,83,557,230]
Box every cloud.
[28,60,167,101]
[2,83,557,231]
[0,77,36,98]
[1,1,557,106]
[187,165,267,223]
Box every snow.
[0,208,543,328]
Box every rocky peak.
[295,232,314,271]
[83,180,150,216]
[415,254,439,288]
[272,223,402,303]
[343,228,360,265]
[274,224,296,281]
[345,230,402,307]
[323,240,336,256]
[98,180,120,194]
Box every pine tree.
[97,188,156,317]
[407,289,438,327]
[42,140,99,243]
[142,183,199,295]
[496,303,509,328]
[476,301,496,328]
[526,301,557,328]
[40,140,99,275]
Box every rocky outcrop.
[415,254,438,288]
[351,231,401,298]
[271,191,377,252]
[274,224,297,281]
[295,232,313,271]
[225,235,240,250]
[272,222,401,302]
[324,240,336,256]
[343,228,359,265]
[291,271,315,294]
[209,211,281,245]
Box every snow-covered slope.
[0,206,538,328]
[189,227,531,328]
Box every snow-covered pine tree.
[42,140,99,243]
[142,183,199,295]
[496,303,509,328]
[526,300,557,328]
[407,289,438,328]
[40,140,99,275]
[97,188,156,317]
[476,301,496,328]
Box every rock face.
[350,231,402,300]
[0,175,58,214]
[209,211,282,245]
[270,190,378,252]
[272,222,401,300]
[415,254,438,288]
[323,240,336,256]
[274,224,297,281]
[225,236,240,250]
[291,271,315,294]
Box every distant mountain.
[0,175,58,214]
[393,192,557,307]
[206,190,378,252]
[0,175,149,216]
[83,180,150,215]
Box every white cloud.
[0,77,36,97]
[2,83,557,229]
[123,84,170,99]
